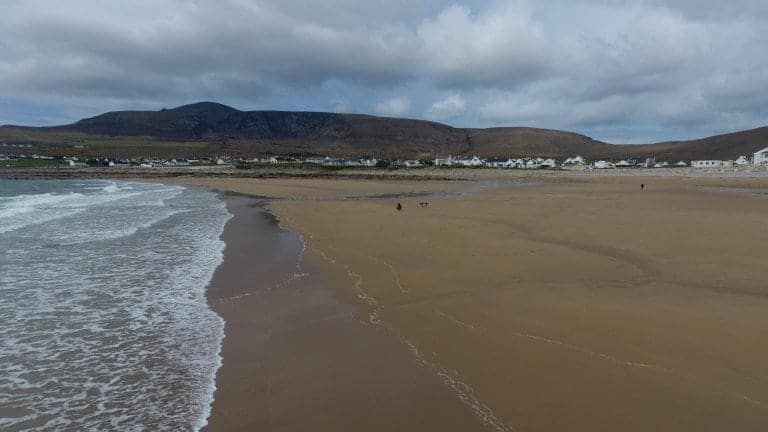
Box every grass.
[0,158,64,168]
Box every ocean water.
[0,180,232,431]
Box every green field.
[0,158,64,168]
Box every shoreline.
[202,191,487,431]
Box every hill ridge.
[1,102,766,160]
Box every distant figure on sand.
[641,184,645,190]
[396,202,402,211]
[419,202,429,207]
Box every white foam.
[0,180,233,431]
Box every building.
[168,158,190,166]
[360,157,378,167]
[754,147,768,165]
[320,157,346,167]
[563,155,585,165]
[734,155,751,165]
[525,159,542,169]
[403,160,422,168]
[434,155,454,166]
[627,156,655,168]
[592,160,615,169]
[66,159,87,168]
[454,156,484,167]
[485,157,514,168]
[109,159,132,167]
[541,158,557,168]
[274,156,299,164]
[691,160,733,168]
[615,160,632,168]
[304,157,325,165]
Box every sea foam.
[0,180,231,431]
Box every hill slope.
[1,102,766,160]
[624,127,768,161]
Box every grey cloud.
[425,94,467,120]
[0,0,767,142]
[373,96,411,117]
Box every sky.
[1,0,767,143]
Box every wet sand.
[193,176,768,432]
[203,195,484,431]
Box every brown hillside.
[1,102,767,161]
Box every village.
[2,145,768,171]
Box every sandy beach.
[203,194,484,431]
[196,174,768,431]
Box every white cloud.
[373,96,411,117]
[415,2,550,87]
[330,99,353,113]
[425,94,466,120]
[1,0,768,141]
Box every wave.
[0,192,87,234]
[0,181,233,431]
[0,181,183,236]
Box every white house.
[615,160,632,168]
[456,156,484,167]
[403,160,422,168]
[563,155,585,165]
[675,161,688,167]
[525,159,542,169]
[485,157,516,168]
[592,160,615,169]
[304,157,325,164]
[67,159,87,168]
[754,147,768,165]
[434,155,454,166]
[541,158,557,168]
[691,160,733,168]
[168,158,190,166]
[628,156,655,168]
[321,157,346,166]
[734,155,751,165]
[360,157,378,167]
[653,162,670,168]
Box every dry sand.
[195,175,768,431]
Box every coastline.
[202,192,486,431]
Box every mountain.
[1,102,766,160]
[617,126,768,161]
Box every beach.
[195,174,768,431]
[203,193,484,431]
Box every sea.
[0,180,232,431]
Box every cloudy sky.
[1,0,767,143]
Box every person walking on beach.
[641,183,645,190]
[396,202,402,211]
